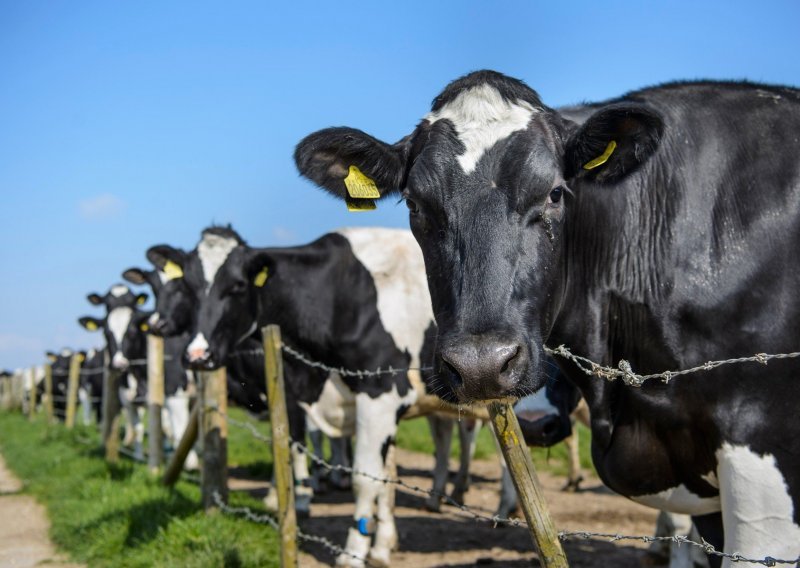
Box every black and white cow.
[45,349,79,420]
[79,284,149,458]
[296,71,800,566]
[149,225,476,566]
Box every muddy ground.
[233,447,664,567]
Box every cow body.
[296,72,800,566]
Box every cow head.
[153,227,267,370]
[296,70,663,403]
[123,254,194,337]
[80,284,150,371]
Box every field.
[0,408,661,567]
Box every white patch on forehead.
[717,443,800,563]
[107,307,133,346]
[514,389,558,421]
[197,233,239,292]
[110,285,130,297]
[157,270,168,285]
[630,484,721,516]
[336,228,434,368]
[425,83,539,174]
[60,348,73,357]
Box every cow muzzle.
[439,334,528,402]
[111,352,130,371]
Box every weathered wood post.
[263,325,298,568]
[28,366,38,420]
[198,368,228,511]
[0,373,9,410]
[162,402,199,487]
[101,351,122,463]
[147,335,165,473]
[488,401,569,568]
[10,372,23,411]
[64,354,82,429]
[44,363,53,423]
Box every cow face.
[80,284,149,371]
[514,361,582,447]
[123,257,195,337]
[159,227,267,370]
[296,70,663,402]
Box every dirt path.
[233,448,664,567]
[0,454,83,568]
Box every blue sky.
[1,1,798,369]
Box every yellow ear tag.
[77,353,86,363]
[343,165,381,199]
[85,321,98,331]
[346,197,377,212]
[47,355,57,363]
[163,260,184,281]
[140,323,149,332]
[137,296,146,305]
[583,140,617,170]
[254,267,268,287]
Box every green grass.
[0,411,280,568]
[396,416,596,478]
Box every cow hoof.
[264,489,279,513]
[295,491,313,518]
[423,495,442,512]
[561,475,584,493]
[367,547,392,568]
[450,487,467,505]
[335,554,365,567]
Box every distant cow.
[79,284,149,458]
[148,225,477,566]
[296,70,800,566]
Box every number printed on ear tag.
[344,165,381,199]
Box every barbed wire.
[281,344,433,378]
[226,415,271,444]
[210,491,372,565]
[546,345,800,387]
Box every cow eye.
[229,281,248,296]
[405,198,419,215]
[549,186,564,204]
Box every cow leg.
[329,436,352,490]
[452,418,479,504]
[716,447,800,568]
[78,387,92,425]
[339,391,407,568]
[496,456,519,519]
[165,390,198,470]
[424,414,453,512]
[370,440,397,568]
[691,513,723,568]
[307,416,327,492]
[133,405,145,460]
[562,421,584,492]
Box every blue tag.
[357,517,371,536]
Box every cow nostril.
[500,346,520,374]
[441,359,464,387]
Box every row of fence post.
[2,324,567,568]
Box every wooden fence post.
[488,401,569,568]
[199,368,228,511]
[0,373,8,410]
[163,402,199,487]
[28,366,37,420]
[44,364,53,423]
[64,354,81,429]
[263,325,298,568]
[101,350,122,463]
[147,335,165,473]
[11,372,23,411]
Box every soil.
[0,454,83,568]
[233,447,664,568]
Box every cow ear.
[245,250,273,288]
[122,267,148,285]
[147,245,186,273]
[295,127,410,201]
[564,103,664,184]
[87,293,104,306]
[76,351,86,363]
[79,316,104,332]
[46,351,58,363]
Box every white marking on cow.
[629,484,721,516]
[110,285,129,297]
[717,443,800,565]
[425,83,539,174]
[300,372,356,438]
[112,351,130,370]
[336,228,434,368]
[60,348,73,357]
[513,388,557,422]
[148,312,160,326]
[186,333,209,362]
[197,233,239,293]
[107,307,133,348]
